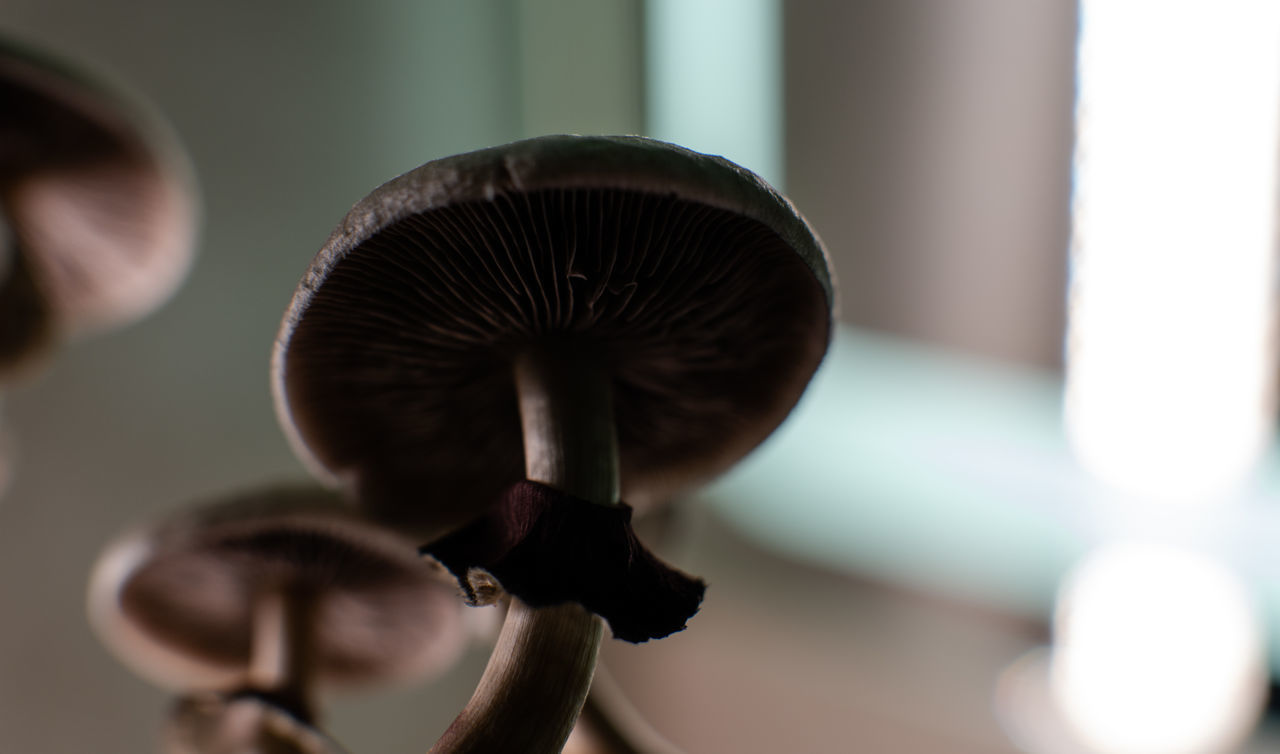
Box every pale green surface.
[645,0,783,188]
[707,325,1280,676]
[366,2,521,167]
[704,327,1089,616]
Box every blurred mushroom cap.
[0,37,196,375]
[88,485,467,692]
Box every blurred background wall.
[787,0,1076,369]
[3,2,1276,753]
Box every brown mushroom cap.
[87,485,466,693]
[0,37,195,374]
[273,135,833,538]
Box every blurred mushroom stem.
[430,348,616,753]
[247,587,318,724]
[569,665,684,754]
[0,235,53,377]
[516,347,620,505]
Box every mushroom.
[0,36,196,377]
[272,134,834,752]
[88,485,468,751]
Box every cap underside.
[279,182,829,536]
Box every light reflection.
[1057,4,1279,749]
[994,648,1091,754]
[1050,543,1265,754]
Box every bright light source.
[994,648,1090,754]
[1051,543,1266,754]
[1064,1,1280,507]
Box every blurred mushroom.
[272,134,833,752]
[0,36,196,377]
[88,485,467,750]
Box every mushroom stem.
[515,347,619,504]
[429,347,617,753]
[432,601,603,754]
[247,587,318,724]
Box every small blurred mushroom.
[0,36,196,377]
[0,36,196,501]
[88,485,467,751]
[273,135,834,752]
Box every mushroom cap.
[87,485,467,693]
[0,37,196,373]
[273,135,834,538]
[164,693,349,754]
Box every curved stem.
[430,347,617,753]
[432,601,602,753]
[569,664,685,754]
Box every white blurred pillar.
[1057,3,1280,752]
[1065,0,1280,508]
